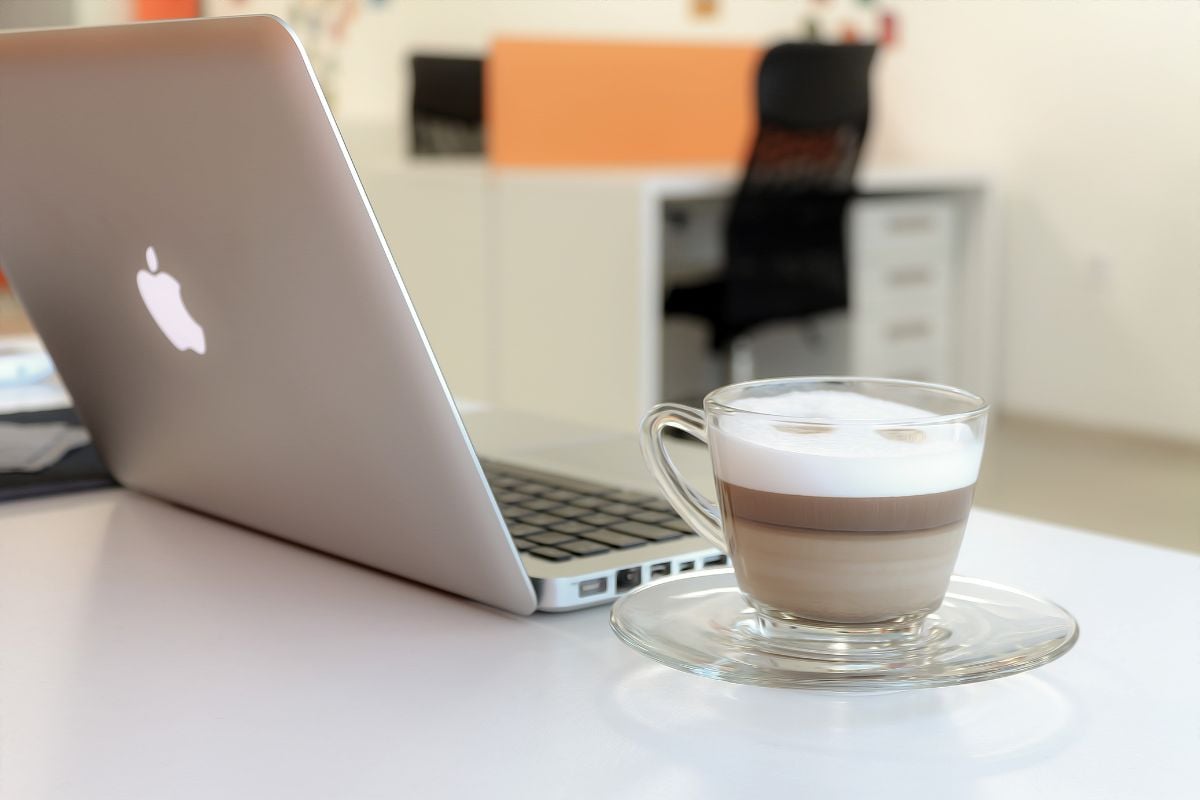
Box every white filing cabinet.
[849,197,958,383]
[662,194,962,399]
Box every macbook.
[0,16,720,613]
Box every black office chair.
[665,43,875,383]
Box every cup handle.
[640,404,726,553]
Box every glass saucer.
[610,569,1078,691]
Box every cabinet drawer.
[852,333,951,383]
[856,314,949,351]
[852,251,952,314]
[851,304,950,381]
[850,197,956,254]
[854,352,951,384]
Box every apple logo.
[136,246,207,355]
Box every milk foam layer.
[710,390,983,498]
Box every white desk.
[359,162,998,432]
[0,411,1196,799]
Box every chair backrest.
[721,43,876,338]
[746,43,874,188]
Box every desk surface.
[361,158,989,199]
[0,411,1195,799]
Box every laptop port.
[678,561,695,572]
[649,562,671,579]
[578,577,607,598]
[615,567,642,592]
[703,554,728,567]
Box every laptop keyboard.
[479,459,706,563]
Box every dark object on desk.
[0,408,115,502]
[410,54,484,156]
[665,43,875,375]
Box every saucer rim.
[610,568,1080,691]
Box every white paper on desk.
[0,422,91,472]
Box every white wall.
[210,0,1200,442]
[875,3,1200,445]
[74,0,133,27]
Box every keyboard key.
[629,510,675,524]
[514,482,550,496]
[545,505,589,520]
[501,505,527,520]
[579,513,621,527]
[561,539,610,556]
[599,503,642,517]
[610,521,684,542]
[537,475,612,495]
[542,489,580,503]
[496,491,534,504]
[528,546,573,562]
[663,519,695,534]
[640,498,674,513]
[570,497,610,510]
[521,498,561,512]
[508,523,542,537]
[605,490,655,504]
[549,521,598,536]
[526,531,577,546]
[579,530,645,549]
[514,539,538,551]
[489,476,522,489]
[517,513,562,527]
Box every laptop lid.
[0,16,538,615]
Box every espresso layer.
[725,517,968,624]
[717,480,976,623]
[719,482,975,532]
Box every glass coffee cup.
[641,377,988,634]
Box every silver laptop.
[0,16,720,613]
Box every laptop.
[0,16,721,613]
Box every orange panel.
[135,0,199,21]
[487,39,762,167]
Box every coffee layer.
[720,482,975,532]
[718,480,974,624]
[726,517,967,624]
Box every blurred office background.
[0,0,1197,551]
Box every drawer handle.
[886,320,931,341]
[887,215,934,233]
[887,267,932,287]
